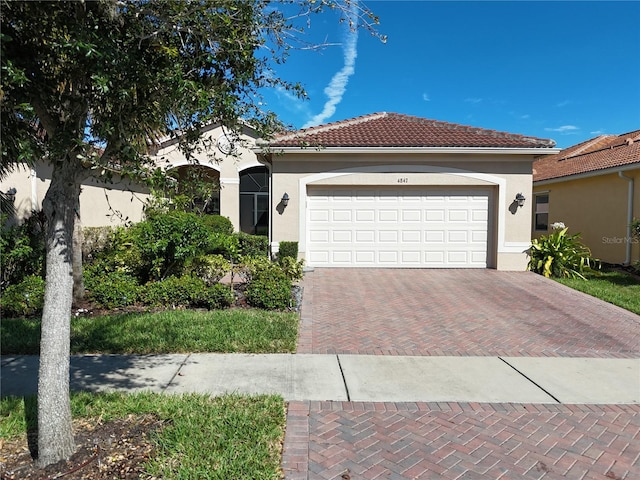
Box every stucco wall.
[155,124,261,230]
[533,169,640,265]
[269,152,536,270]
[1,163,150,227]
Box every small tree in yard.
[1,0,381,467]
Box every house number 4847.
[397,177,409,183]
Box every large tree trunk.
[36,159,82,467]
[72,211,84,305]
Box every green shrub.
[278,256,305,282]
[236,255,273,283]
[277,241,298,261]
[236,232,269,258]
[201,283,235,309]
[528,223,598,279]
[245,267,292,310]
[1,275,45,317]
[202,215,234,235]
[208,232,240,261]
[186,254,231,286]
[85,269,140,309]
[127,211,213,281]
[1,211,46,289]
[141,275,209,308]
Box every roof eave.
[254,146,560,156]
[534,162,640,185]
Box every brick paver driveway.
[297,269,640,358]
[284,269,640,480]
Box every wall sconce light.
[5,187,16,202]
[515,192,526,207]
[281,192,289,207]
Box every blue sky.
[261,1,640,148]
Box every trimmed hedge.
[245,267,292,310]
[277,241,298,261]
[236,232,269,258]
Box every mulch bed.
[0,415,165,480]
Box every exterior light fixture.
[515,192,526,207]
[5,187,16,202]
[281,192,289,207]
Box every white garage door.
[306,187,490,268]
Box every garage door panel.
[379,231,398,243]
[378,251,398,263]
[332,230,351,242]
[355,230,375,242]
[332,210,351,222]
[310,210,330,222]
[307,188,490,268]
[448,230,468,243]
[378,210,398,222]
[402,210,421,222]
[309,230,330,243]
[354,251,375,263]
[425,230,445,243]
[448,210,468,222]
[425,210,445,222]
[402,230,421,243]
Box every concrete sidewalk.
[2,354,638,404]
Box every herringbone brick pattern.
[297,269,640,357]
[283,401,640,480]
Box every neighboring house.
[256,112,557,270]
[532,130,640,265]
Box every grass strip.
[1,309,299,355]
[555,270,640,315]
[1,392,286,480]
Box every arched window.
[239,166,269,235]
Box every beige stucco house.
[2,113,560,271]
[532,130,640,265]
[256,112,558,270]
[1,123,263,230]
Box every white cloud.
[556,100,571,108]
[302,2,359,128]
[544,125,580,134]
[590,130,605,135]
[465,97,483,104]
[274,86,310,115]
[520,114,530,120]
[422,93,431,102]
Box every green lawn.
[555,269,640,315]
[1,308,296,478]
[0,391,286,479]
[1,308,299,355]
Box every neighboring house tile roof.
[533,130,640,182]
[268,112,556,149]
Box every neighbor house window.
[534,194,549,231]
[239,166,269,236]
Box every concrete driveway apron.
[284,269,640,480]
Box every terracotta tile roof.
[533,130,640,182]
[268,112,556,149]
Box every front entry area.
[306,187,491,268]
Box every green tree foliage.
[1,0,381,467]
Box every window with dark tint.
[534,194,549,231]
[239,167,269,235]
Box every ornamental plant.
[528,223,598,279]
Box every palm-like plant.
[528,223,598,279]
